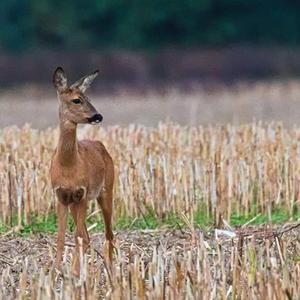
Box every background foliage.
[1,0,300,52]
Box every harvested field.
[1,121,300,299]
[1,122,300,227]
[1,225,300,299]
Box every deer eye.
[72,98,82,104]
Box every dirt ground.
[1,226,300,299]
[0,229,196,274]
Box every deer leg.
[55,201,68,270]
[70,203,90,247]
[97,189,114,263]
[71,200,89,276]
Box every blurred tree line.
[1,0,300,52]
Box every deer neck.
[57,120,78,166]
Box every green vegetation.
[1,209,299,236]
[230,210,300,227]
[2,1,300,51]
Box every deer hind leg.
[55,201,68,270]
[70,200,89,276]
[97,188,114,263]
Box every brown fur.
[50,67,114,275]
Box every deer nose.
[88,113,103,124]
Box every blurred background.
[1,0,300,127]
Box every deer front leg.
[97,190,114,263]
[71,200,89,276]
[55,201,68,270]
[70,203,90,248]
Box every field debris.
[0,226,299,299]
[215,229,237,239]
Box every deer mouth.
[88,113,103,125]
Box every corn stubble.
[1,122,300,299]
[1,122,300,225]
[1,229,300,299]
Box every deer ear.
[70,70,99,93]
[53,67,68,92]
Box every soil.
[0,225,299,298]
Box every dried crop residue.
[1,226,300,299]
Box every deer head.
[53,67,103,125]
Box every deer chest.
[55,186,87,205]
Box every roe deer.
[50,67,114,275]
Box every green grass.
[230,209,300,226]
[0,209,299,236]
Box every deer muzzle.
[88,113,103,124]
